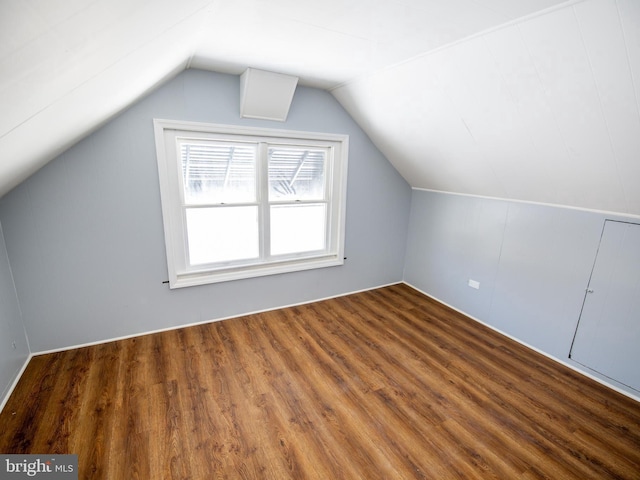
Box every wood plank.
[1,284,639,479]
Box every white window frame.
[153,119,349,288]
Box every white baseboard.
[10,280,634,413]
[33,281,404,357]
[0,354,33,414]
[2,282,402,413]
[402,281,640,404]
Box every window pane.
[186,206,259,265]
[270,204,326,256]
[181,141,256,204]
[268,147,325,200]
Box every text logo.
[0,455,77,479]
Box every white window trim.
[153,119,349,288]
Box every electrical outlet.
[468,279,480,290]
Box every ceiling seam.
[428,47,508,200]
[0,3,211,142]
[479,34,557,202]
[0,0,104,65]
[513,20,579,209]
[329,0,590,93]
[572,2,630,214]
[185,1,219,70]
[616,0,640,134]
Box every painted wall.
[0,221,29,408]
[0,69,411,353]
[404,189,639,398]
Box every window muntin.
[180,140,257,205]
[268,146,326,201]
[154,120,348,288]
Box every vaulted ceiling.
[1,0,639,215]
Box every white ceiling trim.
[412,187,640,221]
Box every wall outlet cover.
[468,279,480,289]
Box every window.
[154,120,349,288]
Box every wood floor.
[1,284,639,479]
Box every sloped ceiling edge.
[332,0,640,216]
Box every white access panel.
[570,220,640,391]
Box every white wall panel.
[0,8,203,198]
[412,57,505,194]
[0,0,210,137]
[618,0,640,104]
[519,7,626,212]
[333,0,639,215]
[334,51,507,196]
[574,0,640,213]
[442,37,551,200]
[0,0,89,58]
[191,3,374,89]
[427,49,507,198]
[482,25,567,205]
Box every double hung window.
[154,120,348,288]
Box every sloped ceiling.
[334,0,640,215]
[1,0,639,215]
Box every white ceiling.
[1,0,639,215]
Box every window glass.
[270,204,327,256]
[180,141,256,205]
[186,206,259,265]
[268,147,325,201]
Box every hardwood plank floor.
[1,284,639,479]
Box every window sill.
[168,255,344,288]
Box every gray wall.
[0,221,29,407]
[404,189,639,398]
[3,67,634,403]
[0,69,411,353]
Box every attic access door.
[569,220,640,392]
